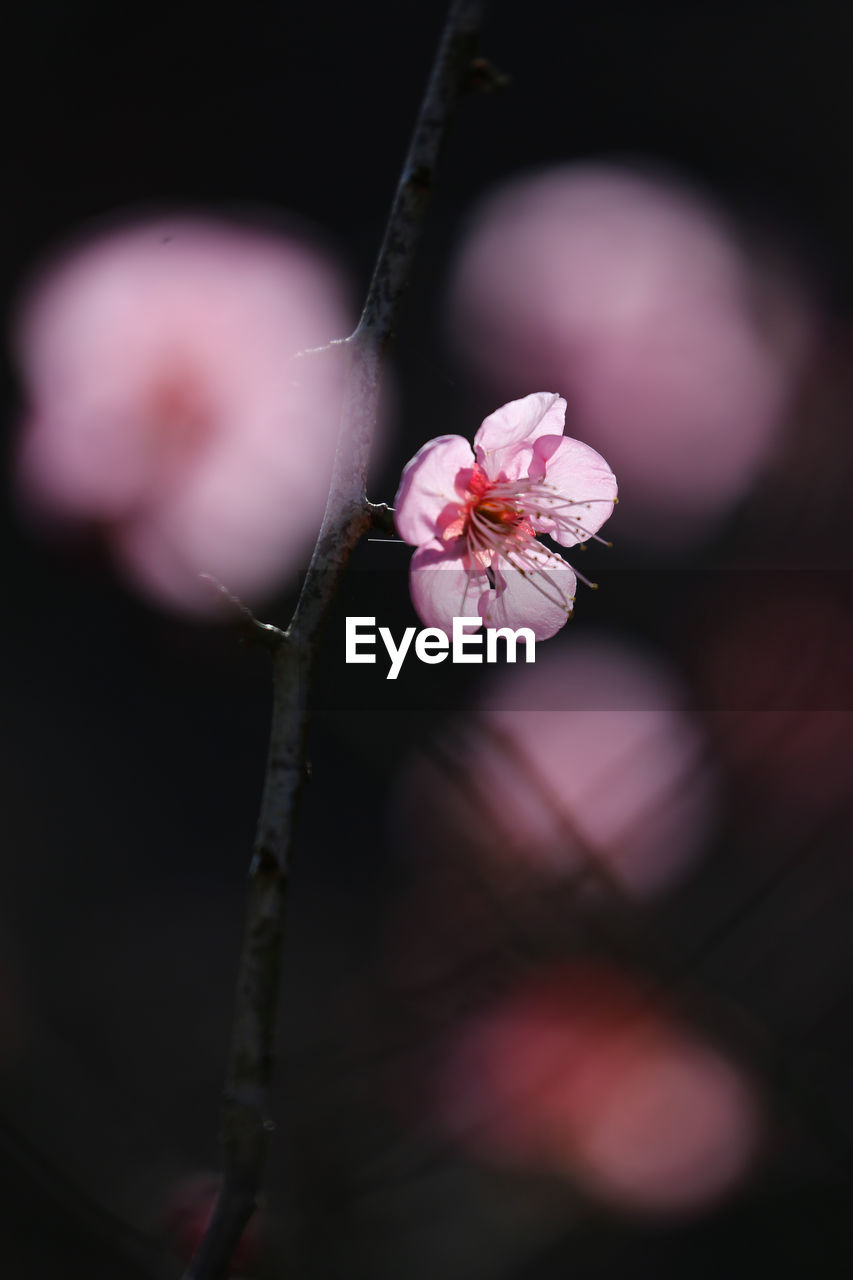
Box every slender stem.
[183,3,487,1276]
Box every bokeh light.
[395,636,716,900]
[448,165,814,547]
[14,215,354,614]
[436,965,760,1215]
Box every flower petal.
[394,435,474,547]
[530,434,618,547]
[484,544,576,640]
[409,539,489,637]
[13,216,354,613]
[474,392,567,480]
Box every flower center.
[457,466,536,564]
[143,369,213,487]
[473,495,526,530]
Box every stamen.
[572,565,599,590]
[500,547,576,613]
[476,477,613,547]
[453,465,607,621]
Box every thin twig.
[367,500,397,535]
[199,575,287,651]
[183,3,488,1276]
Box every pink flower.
[15,216,353,614]
[393,636,716,899]
[448,166,814,547]
[394,392,617,638]
[437,966,760,1215]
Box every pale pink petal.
[409,539,489,636]
[473,391,566,480]
[478,639,716,897]
[484,544,576,639]
[450,166,814,546]
[572,1037,759,1212]
[435,967,760,1215]
[110,350,345,610]
[394,640,714,900]
[18,405,164,519]
[394,435,474,546]
[14,216,354,614]
[529,434,618,546]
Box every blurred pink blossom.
[163,1171,261,1271]
[394,391,616,638]
[449,166,813,546]
[437,966,760,1214]
[395,637,715,899]
[15,216,354,613]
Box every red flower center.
[465,464,526,534]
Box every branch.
[367,500,397,535]
[199,575,287,651]
[183,3,488,1276]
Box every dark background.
[3,1,853,1276]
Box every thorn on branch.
[291,334,353,361]
[365,500,397,535]
[200,575,286,651]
